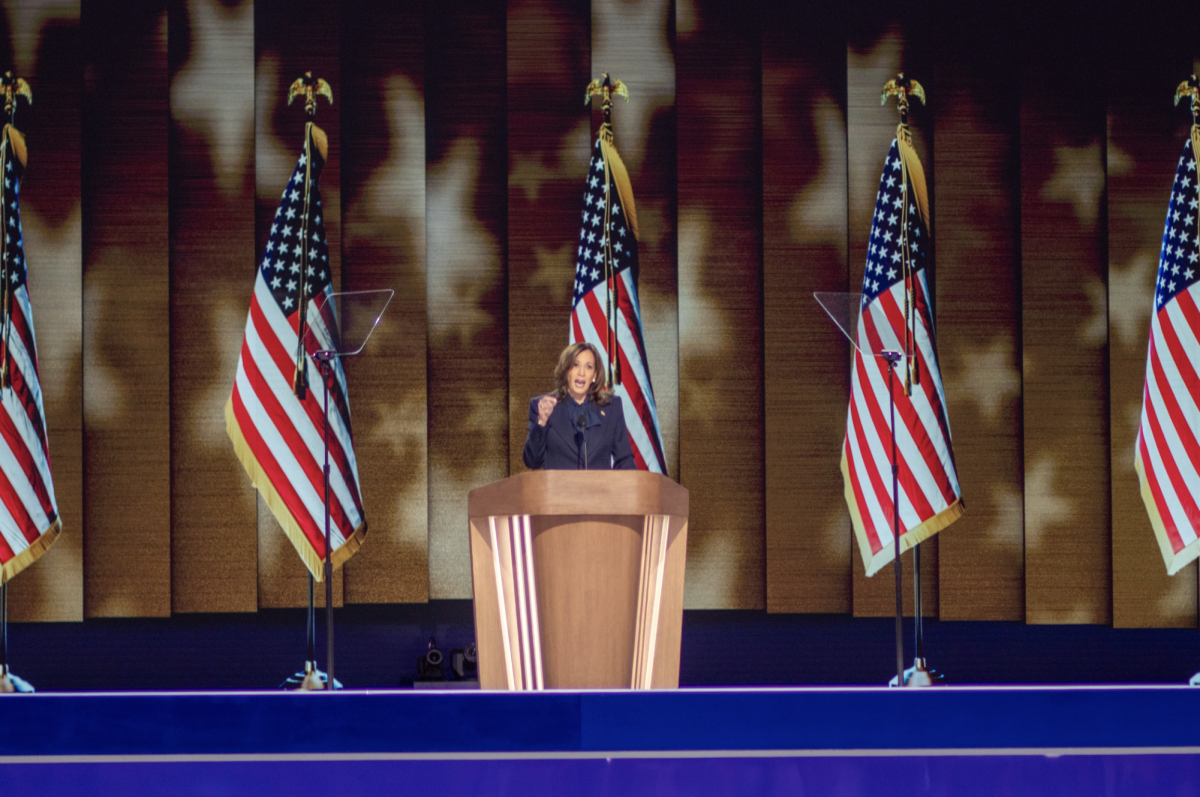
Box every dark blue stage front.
[8,605,1200,795]
[4,686,1200,796]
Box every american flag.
[226,124,365,579]
[569,134,667,474]
[0,125,59,583]
[841,135,963,577]
[1135,133,1200,575]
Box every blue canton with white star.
[2,137,26,292]
[862,139,925,305]
[573,139,638,306]
[1156,138,1200,311]
[260,134,331,316]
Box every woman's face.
[566,350,596,402]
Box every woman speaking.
[523,342,636,470]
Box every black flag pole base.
[0,664,33,693]
[280,660,341,691]
[888,657,942,688]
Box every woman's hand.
[537,395,557,426]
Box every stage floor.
[3,685,1200,795]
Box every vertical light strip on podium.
[486,514,545,691]
[511,515,535,690]
[487,516,516,690]
[521,514,545,689]
[632,514,671,689]
[632,521,652,686]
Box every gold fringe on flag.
[896,125,929,231]
[896,124,928,394]
[1135,450,1200,576]
[841,452,964,577]
[599,132,639,243]
[309,121,329,163]
[1193,123,1200,253]
[0,519,60,585]
[4,125,25,169]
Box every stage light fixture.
[451,642,477,681]
[416,637,445,682]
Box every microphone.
[576,413,588,470]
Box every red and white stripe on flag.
[0,284,60,583]
[1135,133,1200,575]
[840,136,962,577]
[226,279,366,579]
[0,124,60,584]
[570,269,666,473]
[226,134,365,580]
[568,135,667,474]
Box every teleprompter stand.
[815,291,938,688]
[282,289,393,691]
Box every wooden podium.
[467,470,689,690]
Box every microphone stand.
[577,413,589,470]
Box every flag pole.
[0,579,28,693]
[1173,76,1200,689]
[0,581,10,692]
[881,73,926,397]
[1176,75,1200,241]
[287,72,332,401]
[587,73,629,387]
[0,72,31,695]
[285,71,332,691]
[882,74,935,688]
[0,73,29,394]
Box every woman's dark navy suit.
[522,395,636,470]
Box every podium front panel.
[468,470,689,691]
[531,515,643,688]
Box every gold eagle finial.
[881,73,925,109]
[585,73,629,105]
[287,71,333,117]
[1175,75,1200,117]
[1,72,31,121]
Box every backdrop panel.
[338,0,429,604]
[677,0,764,610]
[425,0,508,600]
[82,0,172,619]
[762,1,851,613]
[1019,0,1110,626]
[168,0,259,614]
[929,0,1024,621]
